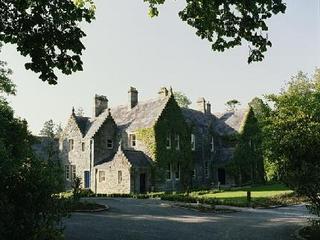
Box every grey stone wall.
[93,118,117,164]
[59,115,91,189]
[94,151,131,194]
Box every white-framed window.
[204,162,209,178]
[99,171,106,182]
[210,136,214,152]
[175,163,180,180]
[72,165,76,179]
[166,133,171,149]
[69,139,74,151]
[65,165,71,180]
[166,163,172,180]
[129,134,136,147]
[82,142,85,152]
[118,171,122,184]
[191,134,196,151]
[107,139,113,149]
[175,134,180,150]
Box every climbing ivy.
[228,104,266,185]
[136,96,193,191]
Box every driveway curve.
[64,198,311,240]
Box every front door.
[84,171,90,188]
[218,168,226,185]
[140,173,146,193]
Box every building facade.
[59,87,248,194]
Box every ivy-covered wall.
[228,107,265,185]
[137,96,192,191]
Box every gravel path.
[64,198,312,240]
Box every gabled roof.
[214,108,249,135]
[123,150,151,167]
[84,96,170,139]
[74,116,91,136]
[95,148,151,168]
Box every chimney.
[158,87,169,98]
[197,97,206,113]
[206,102,211,115]
[94,94,108,117]
[128,87,138,109]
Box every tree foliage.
[0,43,15,95]
[265,69,320,217]
[225,99,240,111]
[145,0,286,63]
[0,0,95,84]
[0,61,68,239]
[173,91,192,108]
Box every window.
[191,134,196,151]
[107,139,113,149]
[210,137,214,152]
[166,164,172,180]
[175,134,180,150]
[65,165,71,180]
[72,165,76,179]
[82,142,85,151]
[118,171,122,184]
[175,163,180,180]
[69,139,74,151]
[204,162,209,178]
[130,134,136,147]
[166,133,171,149]
[99,171,106,182]
[192,169,196,178]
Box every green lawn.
[193,184,292,200]
[153,184,304,207]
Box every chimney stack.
[197,97,206,113]
[94,95,108,117]
[206,102,211,115]
[158,87,169,98]
[128,87,138,109]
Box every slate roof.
[181,108,217,128]
[74,116,91,136]
[83,96,170,139]
[214,108,249,135]
[95,149,151,168]
[181,108,248,136]
[123,150,151,167]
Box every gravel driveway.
[64,198,311,240]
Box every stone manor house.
[59,87,247,194]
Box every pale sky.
[2,0,320,134]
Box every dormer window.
[166,133,171,149]
[175,134,180,150]
[191,134,195,151]
[69,139,74,151]
[210,137,214,152]
[129,134,136,147]
[107,139,113,149]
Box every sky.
[2,0,320,134]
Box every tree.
[0,65,68,239]
[0,43,15,95]
[146,0,286,63]
[173,91,192,108]
[265,68,320,218]
[39,119,64,191]
[225,99,240,112]
[0,0,95,84]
